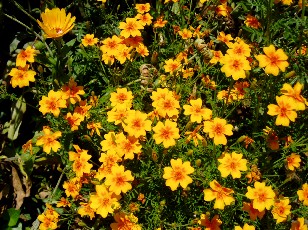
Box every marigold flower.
[267,95,297,126]
[110,88,133,109]
[242,201,265,221]
[100,132,119,153]
[234,224,255,230]
[119,18,144,38]
[122,36,144,47]
[271,197,291,223]
[89,184,120,218]
[37,8,75,38]
[116,133,141,160]
[39,90,66,117]
[115,45,132,64]
[178,28,193,40]
[111,212,142,230]
[218,152,247,179]
[61,78,85,105]
[290,217,308,230]
[74,100,92,117]
[107,107,133,125]
[281,82,307,110]
[56,197,71,208]
[135,13,153,26]
[183,98,212,123]
[210,50,223,64]
[164,58,181,74]
[96,153,122,180]
[185,125,204,147]
[154,93,180,118]
[297,183,308,206]
[136,43,149,57]
[101,35,123,55]
[38,205,59,230]
[78,202,95,220]
[255,45,289,76]
[65,112,84,131]
[16,46,36,67]
[203,180,235,209]
[220,54,251,80]
[135,3,151,14]
[63,177,81,198]
[203,117,233,145]
[246,165,262,184]
[123,110,152,138]
[182,68,194,79]
[227,41,251,57]
[163,158,194,191]
[286,153,301,171]
[87,122,102,136]
[36,126,61,154]
[9,65,36,88]
[82,34,98,46]
[244,14,261,29]
[68,146,92,177]
[245,181,275,212]
[217,31,233,45]
[153,120,180,148]
[216,4,232,17]
[198,214,222,229]
[153,16,168,28]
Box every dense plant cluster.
[0,0,308,229]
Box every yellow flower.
[234,223,255,230]
[16,46,36,67]
[36,126,61,154]
[198,214,222,229]
[286,153,301,171]
[217,31,233,45]
[281,82,307,110]
[111,212,141,230]
[203,180,235,209]
[101,35,123,55]
[210,50,223,64]
[37,8,75,38]
[123,110,152,138]
[255,45,289,76]
[87,122,102,136]
[110,88,133,109]
[220,54,251,80]
[107,107,133,125]
[135,3,151,14]
[56,197,71,208]
[183,98,212,123]
[154,93,180,118]
[115,133,141,160]
[178,28,193,40]
[61,78,85,104]
[136,43,149,57]
[267,95,297,126]
[63,177,81,198]
[115,45,132,64]
[68,146,92,177]
[271,197,291,223]
[81,34,98,46]
[39,90,66,117]
[38,205,59,230]
[119,18,144,38]
[153,16,168,28]
[245,182,275,212]
[218,152,247,179]
[9,65,36,88]
[163,158,194,191]
[96,153,121,180]
[227,40,251,57]
[297,183,308,206]
[105,164,134,195]
[203,117,233,145]
[65,112,84,131]
[135,13,153,26]
[164,58,181,74]
[242,201,265,221]
[291,217,308,230]
[78,202,95,220]
[153,120,180,148]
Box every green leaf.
[7,208,21,227]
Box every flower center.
[55,28,63,34]
[213,124,224,135]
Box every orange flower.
[16,46,36,67]
[153,93,180,118]
[135,3,151,14]
[115,133,142,160]
[245,182,275,211]
[68,146,92,177]
[119,18,144,38]
[82,34,98,46]
[203,117,233,145]
[297,183,308,206]
[271,197,291,223]
[183,98,212,123]
[123,110,152,138]
[178,28,193,40]
[9,65,36,88]
[62,78,85,104]
[164,58,181,74]
[198,214,222,229]
[110,88,133,109]
[110,212,141,230]
[242,201,265,221]
[136,44,149,57]
[256,45,289,76]
[210,50,223,64]
[244,14,261,29]
[234,224,255,230]
[101,35,123,55]
[203,180,235,209]
[227,40,251,57]
[217,31,233,45]
[220,54,251,80]
[218,152,247,179]
[290,217,308,230]
[135,13,153,26]
[153,120,180,148]
[78,202,95,220]
[216,4,232,17]
[39,90,66,117]
[63,177,81,198]
[281,82,307,111]
[286,153,301,171]
[36,126,61,154]
[65,112,84,131]
[153,16,168,28]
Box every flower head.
[218,152,247,179]
[198,214,222,229]
[183,98,212,123]
[291,217,308,230]
[153,120,180,148]
[245,182,275,211]
[164,58,182,74]
[234,224,255,230]
[111,212,141,230]
[123,110,152,138]
[119,18,144,38]
[244,14,261,29]
[39,90,66,117]
[9,65,36,88]
[271,197,291,223]
[203,118,233,145]
[163,158,194,191]
[297,183,308,206]
[220,54,251,80]
[135,3,151,14]
[36,126,61,154]
[16,46,36,67]
[37,8,75,38]
[82,34,98,46]
[242,201,265,221]
[281,82,307,110]
[286,153,301,171]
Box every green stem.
[265,0,274,45]
[9,0,37,23]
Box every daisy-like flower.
[68,146,92,177]
[210,50,223,64]
[16,46,36,67]
[105,164,134,195]
[255,45,289,76]
[245,181,275,212]
[115,132,142,160]
[123,110,152,138]
[87,122,102,136]
[286,153,301,171]
[203,117,233,145]
[216,4,232,17]
[244,14,261,29]
[271,197,291,223]
[267,95,297,126]
[183,98,212,123]
[122,36,143,47]
[154,93,180,118]
[65,112,84,131]
[36,126,61,154]
[136,43,149,57]
[164,58,181,74]
[203,180,235,209]
[234,224,255,230]
[135,13,153,26]
[89,184,120,218]
[115,45,132,64]
[63,177,81,198]
[290,217,308,230]
[297,183,308,206]
[111,212,142,230]
[153,16,168,28]
[78,202,95,220]
[198,214,222,229]
[281,82,307,111]
[101,35,123,55]
[39,90,66,117]
[153,120,180,148]
[100,132,119,154]
[61,78,85,105]
[102,53,115,65]
[217,31,233,45]
[227,40,251,57]
[110,88,133,109]
[37,8,75,38]
[182,68,194,79]
[218,152,247,179]
[107,107,133,125]
[178,28,193,40]
[119,18,144,38]
[56,197,70,208]
[185,125,204,147]
[242,202,265,221]
[163,158,194,191]
[220,54,251,80]
[135,3,150,14]
[81,34,98,46]
[9,65,36,88]
[96,153,122,180]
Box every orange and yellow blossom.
[96,153,122,180]
[89,184,120,218]
[56,197,70,208]
[107,107,133,125]
[178,28,193,40]
[135,3,150,14]
[216,4,232,17]
[65,112,84,131]
[154,93,180,118]
[267,95,297,126]
[203,117,233,145]
[164,58,182,74]
[286,153,301,171]
[119,18,144,38]
[244,14,261,29]
[198,213,222,229]
[9,65,36,88]
[110,88,133,109]
[116,133,142,160]
[153,16,168,28]
[218,152,247,179]
[87,121,102,136]
[39,90,66,117]
[101,35,123,55]
[234,224,255,230]
[271,197,291,223]
[153,119,180,148]
[220,54,251,80]
[68,146,92,177]
[163,159,194,191]
[210,50,223,64]
[135,13,153,26]
[203,180,235,209]
[227,40,251,57]
[183,98,212,123]
[217,31,233,45]
[110,212,142,230]
[100,131,119,154]
[291,217,308,230]
[115,45,132,64]
[255,45,289,76]
[38,204,59,230]
[245,181,275,212]
[297,183,308,206]
[78,202,95,220]
[37,8,75,38]
[82,34,98,46]
[123,110,152,138]
[136,43,149,57]
[242,201,265,221]
[281,82,307,110]
[16,46,36,67]
[61,78,85,104]
[63,177,81,198]
[36,126,61,154]
[105,164,134,195]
